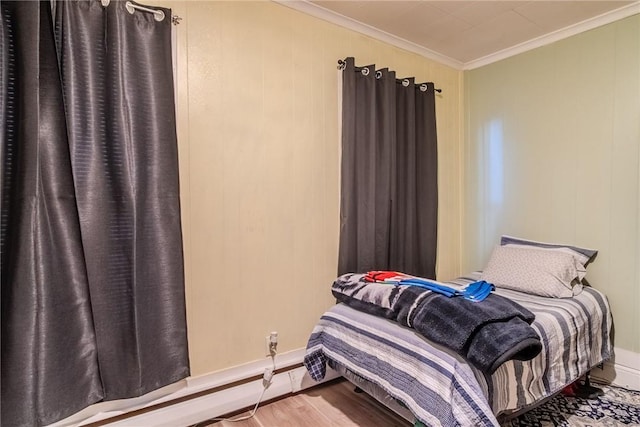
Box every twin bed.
[303,238,613,426]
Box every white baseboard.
[107,365,339,427]
[57,348,338,427]
[590,347,640,391]
[104,347,637,426]
[51,345,638,426]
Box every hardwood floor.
[197,379,411,427]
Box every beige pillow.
[480,245,583,298]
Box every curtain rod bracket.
[171,15,182,25]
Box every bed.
[304,271,612,427]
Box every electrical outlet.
[265,331,278,357]
[264,335,272,356]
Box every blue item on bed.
[398,277,494,301]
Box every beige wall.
[464,15,640,353]
[165,1,464,375]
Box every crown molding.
[273,0,464,70]
[273,0,640,72]
[464,1,640,70]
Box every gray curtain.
[338,57,438,278]
[1,1,190,425]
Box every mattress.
[304,272,612,427]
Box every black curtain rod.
[337,59,442,93]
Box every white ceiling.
[280,1,640,69]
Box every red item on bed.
[364,270,410,283]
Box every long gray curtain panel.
[1,2,189,425]
[338,57,438,279]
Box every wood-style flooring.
[199,379,411,427]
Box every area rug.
[502,383,640,426]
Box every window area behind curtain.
[337,57,438,279]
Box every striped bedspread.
[304,272,612,426]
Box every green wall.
[464,14,640,353]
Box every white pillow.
[500,235,597,268]
[480,245,584,298]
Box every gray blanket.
[332,273,542,374]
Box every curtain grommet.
[361,68,370,76]
[154,10,165,21]
[101,0,110,7]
